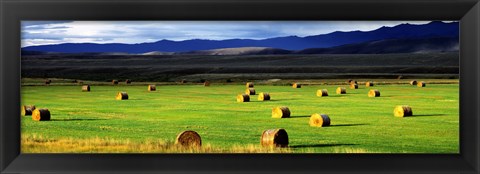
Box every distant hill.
[296,37,459,54]
[22,21,459,54]
[177,47,292,55]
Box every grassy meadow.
[20,79,459,153]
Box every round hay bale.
[417,81,426,87]
[336,87,346,94]
[148,85,156,91]
[125,79,131,84]
[112,80,118,85]
[237,94,250,102]
[258,92,270,101]
[116,92,128,100]
[21,105,36,116]
[309,113,331,127]
[410,80,418,85]
[272,106,290,118]
[368,89,380,97]
[348,80,357,84]
[175,130,202,147]
[204,81,210,86]
[394,105,413,117]
[365,81,374,87]
[246,82,254,88]
[292,83,301,88]
[245,88,256,95]
[350,83,358,89]
[32,108,50,121]
[261,128,288,148]
[316,89,328,97]
[82,85,90,92]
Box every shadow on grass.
[289,143,358,149]
[330,123,369,127]
[50,118,109,121]
[286,115,311,118]
[412,114,448,117]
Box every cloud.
[21,21,453,47]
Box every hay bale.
[417,81,426,87]
[365,81,374,87]
[316,89,328,97]
[272,106,290,118]
[116,92,128,100]
[348,79,357,84]
[261,128,288,148]
[21,105,36,116]
[32,108,50,121]
[309,113,331,127]
[368,89,380,97]
[336,87,346,94]
[204,81,210,86]
[175,130,202,147]
[237,94,250,102]
[410,80,418,85]
[394,105,413,117]
[258,92,270,101]
[82,85,90,92]
[125,79,131,84]
[245,88,256,95]
[246,82,254,88]
[292,83,301,88]
[112,80,118,85]
[148,85,156,91]
[350,83,358,89]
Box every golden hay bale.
[394,105,413,117]
[336,87,346,94]
[82,85,90,92]
[148,85,156,91]
[237,94,250,102]
[246,82,254,88]
[21,105,36,116]
[316,89,328,97]
[309,113,331,127]
[204,81,210,86]
[261,128,289,148]
[175,130,202,147]
[410,80,418,85]
[348,79,357,84]
[112,80,118,85]
[32,108,50,121]
[258,92,270,101]
[245,88,256,95]
[125,79,131,84]
[272,106,290,118]
[350,83,358,89]
[368,89,380,97]
[365,81,374,87]
[292,83,301,88]
[417,81,426,87]
[116,92,128,100]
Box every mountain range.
[22,21,459,55]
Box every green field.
[20,80,459,153]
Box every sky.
[21,21,443,47]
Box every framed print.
[1,0,479,173]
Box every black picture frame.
[1,0,479,173]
